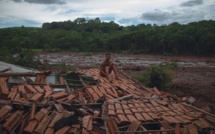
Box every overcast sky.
[0,0,214,27]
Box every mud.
[37,52,215,112]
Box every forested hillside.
[1,18,215,56]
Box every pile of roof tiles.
[0,68,215,134]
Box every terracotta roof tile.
[24,120,38,133]
[130,108,139,113]
[49,112,64,127]
[174,115,191,124]
[43,85,52,92]
[187,124,198,134]
[134,103,141,108]
[124,109,133,115]
[34,115,51,134]
[126,114,138,122]
[141,113,154,121]
[67,94,76,101]
[83,115,93,131]
[143,107,151,112]
[108,104,115,110]
[116,109,124,114]
[117,114,129,122]
[155,106,164,111]
[51,91,68,99]
[18,85,26,93]
[115,103,122,109]
[8,92,17,100]
[134,113,146,121]
[128,104,135,108]
[0,78,9,95]
[34,86,44,93]
[30,93,43,101]
[166,111,177,116]
[25,84,38,93]
[122,104,129,109]
[148,112,159,120]
[34,108,48,122]
[10,87,18,92]
[0,105,12,119]
[127,121,141,132]
[44,128,54,134]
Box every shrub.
[135,62,176,90]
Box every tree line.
[1,18,215,57]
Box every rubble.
[0,67,215,134]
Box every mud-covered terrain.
[38,52,215,112]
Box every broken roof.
[0,67,214,134]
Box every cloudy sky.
[0,0,214,27]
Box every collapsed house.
[0,63,215,134]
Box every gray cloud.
[180,0,203,7]
[139,9,205,25]
[140,9,170,22]
[12,0,66,4]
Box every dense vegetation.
[1,18,215,57]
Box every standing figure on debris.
[100,53,120,82]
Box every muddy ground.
[38,52,215,113]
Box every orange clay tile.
[108,110,116,116]
[44,91,53,98]
[55,126,70,134]
[34,108,48,122]
[117,114,129,122]
[86,88,94,94]
[10,87,18,92]
[98,86,106,94]
[0,78,9,95]
[179,105,191,113]
[143,107,151,112]
[54,103,64,113]
[34,86,44,93]
[116,109,124,114]
[174,116,191,124]
[173,110,183,115]
[67,94,76,101]
[8,92,17,100]
[91,92,100,101]
[139,103,147,108]
[199,118,215,129]
[148,112,159,120]
[14,93,20,101]
[83,115,93,131]
[187,124,198,134]
[168,116,182,124]
[30,93,43,101]
[35,75,41,83]
[175,124,181,134]
[157,100,168,106]
[141,113,154,121]
[18,85,26,93]
[25,84,38,93]
[160,106,170,111]
[0,105,12,119]
[49,113,64,127]
[126,115,138,122]
[59,76,64,84]
[130,108,138,113]
[106,88,118,98]
[108,104,115,110]
[3,111,22,132]
[44,128,54,134]
[124,109,133,115]
[114,103,122,109]
[137,108,143,112]
[34,115,51,134]
[149,99,159,107]
[152,87,161,95]
[155,106,164,112]
[107,118,120,134]
[40,75,46,83]
[122,104,129,109]
[51,91,68,99]
[24,120,38,133]
[134,103,141,108]
[128,104,135,108]
[134,113,145,121]
[43,85,52,92]
[127,121,141,132]
[193,120,210,129]
[166,111,177,116]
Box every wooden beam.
[0,72,36,77]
